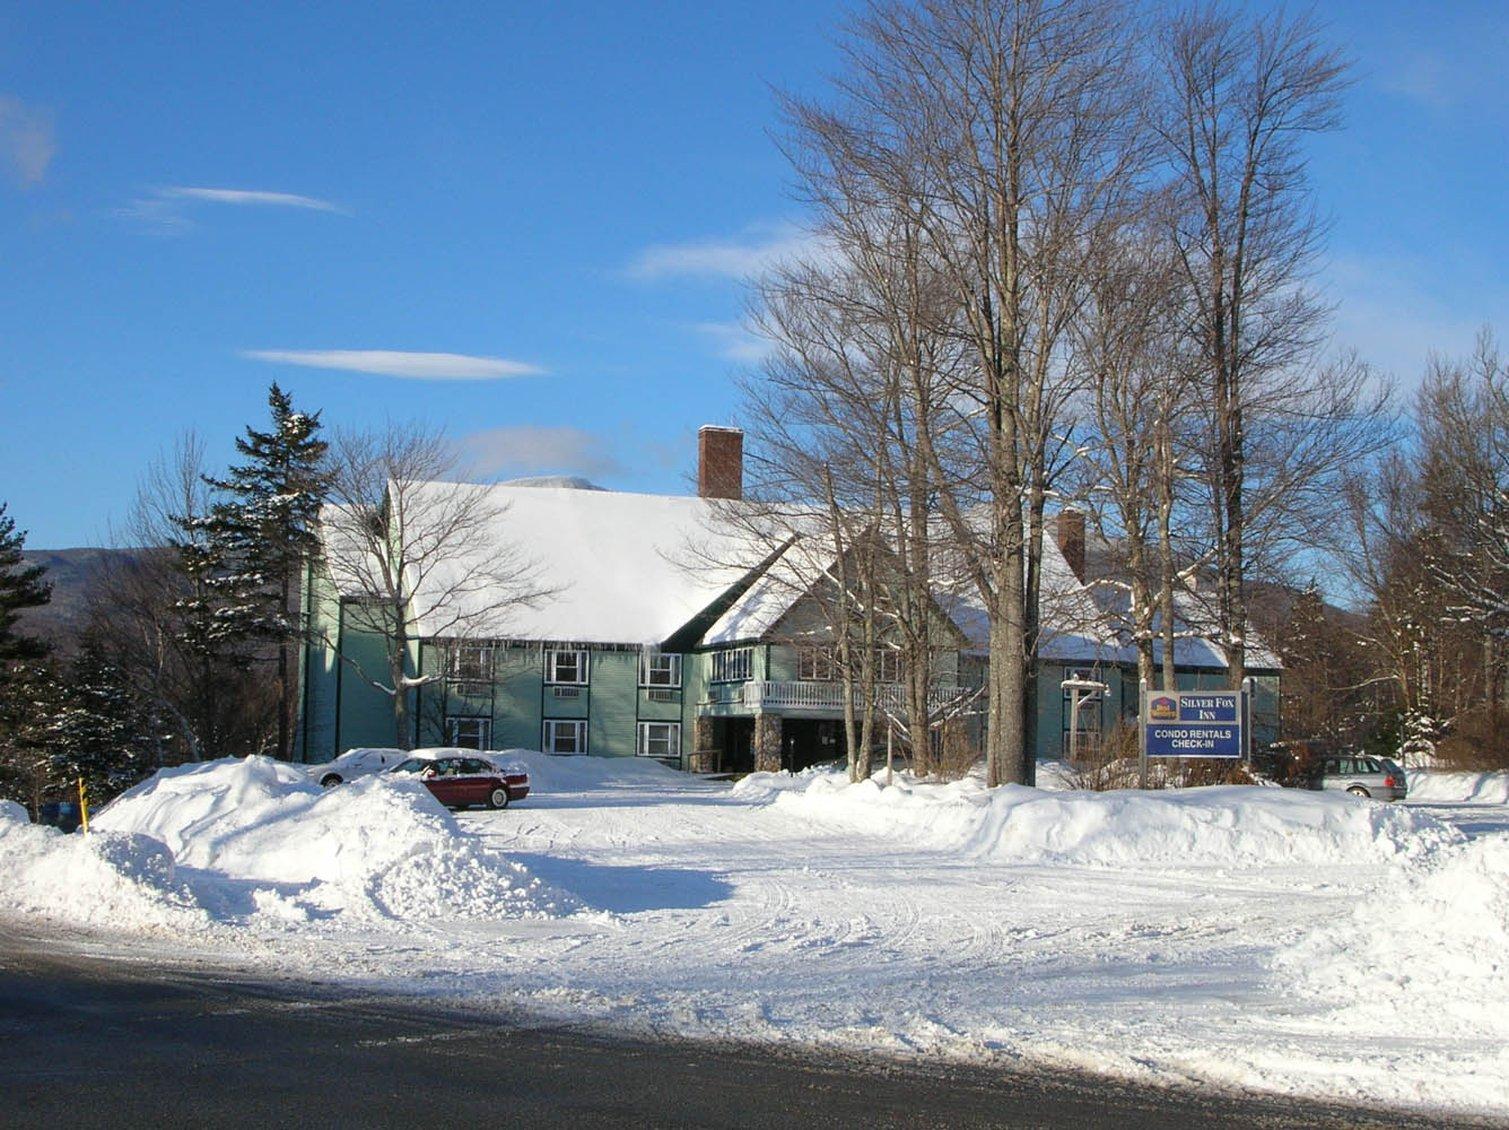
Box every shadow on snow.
[505,852,734,914]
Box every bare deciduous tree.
[321,425,552,749]
[1155,5,1350,687]
[779,0,1147,786]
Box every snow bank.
[1284,832,1509,1043]
[1,798,28,824]
[93,757,578,923]
[0,818,207,932]
[1407,769,1509,806]
[734,768,1460,867]
[93,756,322,862]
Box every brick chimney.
[698,425,743,500]
[1056,509,1086,581]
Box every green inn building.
[297,427,1279,771]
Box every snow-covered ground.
[4,759,1508,1116]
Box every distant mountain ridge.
[17,547,141,651]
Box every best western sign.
[1143,690,1244,759]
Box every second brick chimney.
[698,425,744,501]
[1056,509,1086,581]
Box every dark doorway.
[714,717,755,774]
[780,719,843,772]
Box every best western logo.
[1148,696,1178,721]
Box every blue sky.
[2,1,1506,548]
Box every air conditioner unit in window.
[552,686,582,699]
[646,688,676,703]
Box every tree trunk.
[391,613,412,750]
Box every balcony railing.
[702,680,978,715]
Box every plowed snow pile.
[0,801,206,932]
[1284,832,1509,1039]
[89,757,578,923]
[1407,769,1509,805]
[734,769,1460,866]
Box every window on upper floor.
[638,651,682,688]
[711,647,753,683]
[545,649,589,685]
[797,646,837,681]
[447,643,493,684]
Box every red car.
[389,754,529,810]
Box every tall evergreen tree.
[201,384,331,760]
[168,490,260,758]
[0,502,51,662]
[0,660,64,817]
[46,634,163,801]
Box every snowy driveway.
[394,764,1508,1118]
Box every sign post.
[1137,680,1148,788]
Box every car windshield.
[390,758,431,774]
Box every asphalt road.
[0,936,1493,1130]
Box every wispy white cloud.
[0,96,56,187]
[626,222,824,281]
[242,349,545,381]
[160,186,344,212]
[693,320,775,364]
[461,426,623,479]
[122,185,346,232]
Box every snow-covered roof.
[1074,540,1282,672]
[701,539,809,646]
[323,482,771,646]
[943,531,1123,663]
[320,486,1276,668]
[421,483,771,644]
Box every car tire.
[1347,785,1370,798]
[320,774,342,788]
[487,787,510,810]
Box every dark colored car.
[389,754,529,810]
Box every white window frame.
[797,646,837,682]
[636,721,681,759]
[545,649,589,686]
[542,719,588,755]
[447,717,491,750]
[447,642,493,684]
[638,651,682,688]
[711,647,753,683]
[875,648,904,684]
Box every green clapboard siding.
[587,651,638,757]
[494,647,545,750]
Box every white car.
[312,748,408,788]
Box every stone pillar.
[754,713,783,773]
[688,716,718,773]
